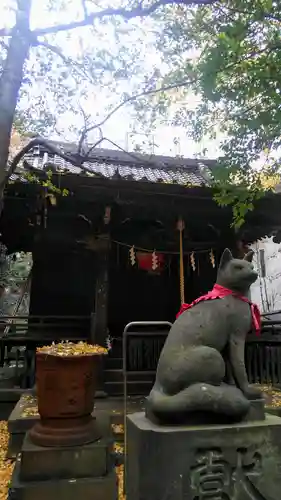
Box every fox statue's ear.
[219,248,233,270]
[244,250,254,263]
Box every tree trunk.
[0,0,32,207]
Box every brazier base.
[20,430,113,481]
[9,418,117,500]
[126,411,281,500]
[29,414,100,447]
[9,462,117,500]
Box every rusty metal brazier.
[29,351,102,447]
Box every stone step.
[0,388,34,420]
[9,462,118,500]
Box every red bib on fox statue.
[176,283,261,336]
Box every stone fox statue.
[147,248,262,423]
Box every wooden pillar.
[91,206,111,397]
[92,234,110,347]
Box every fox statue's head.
[216,248,258,295]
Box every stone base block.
[20,431,113,481]
[9,462,118,500]
[8,433,25,460]
[0,389,34,421]
[126,411,281,500]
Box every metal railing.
[0,314,91,387]
[0,314,90,340]
[246,334,281,385]
[2,274,31,338]
[120,318,281,392]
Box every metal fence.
[0,315,90,388]
[246,335,281,385]
[122,325,281,388]
[2,314,281,389]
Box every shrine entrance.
[108,241,218,339]
[108,251,179,338]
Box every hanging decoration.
[103,206,111,225]
[209,249,216,268]
[129,245,136,266]
[190,252,196,271]
[152,251,158,271]
[120,238,217,270]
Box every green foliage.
[3,0,279,228]
[153,0,281,226]
[0,251,32,317]
[9,168,69,199]
[0,251,32,289]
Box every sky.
[0,0,221,158]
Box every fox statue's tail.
[147,383,250,421]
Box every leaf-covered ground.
[0,422,14,500]
[2,386,281,500]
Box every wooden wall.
[29,248,97,317]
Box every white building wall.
[250,237,281,312]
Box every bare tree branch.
[33,38,197,156]
[82,125,104,158]
[79,103,91,133]
[84,135,104,157]
[36,0,215,36]
[77,76,196,153]
[0,0,215,37]
[102,137,158,164]
[32,39,72,64]
[31,38,94,84]
[77,35,280,153]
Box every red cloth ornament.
[176,283,261,336]
[136,252,165,271]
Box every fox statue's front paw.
[242,384,262,400]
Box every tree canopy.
[1,0,280,227]
[154,0,281,225]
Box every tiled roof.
[16,141,215,187]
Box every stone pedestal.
[7,395,114,458]
[9,419,118,500]
[126,411,281,500]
